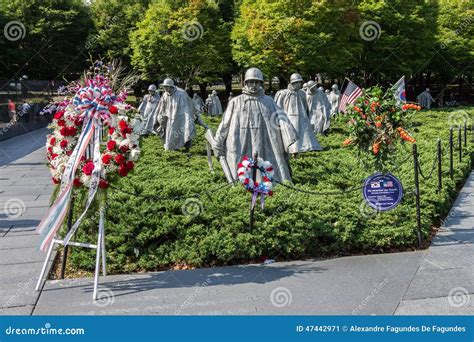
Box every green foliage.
[0,0,93,79]
[65,107,473,274]
[88,0,150,65]
[130,0,233,85]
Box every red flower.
[107,140,117,151]
[121,127,132,137]
[57,120,66,127]
[49,137,56,145]
[114,154,126,165]
[267,167,273,172]
[268,190,273,196]
[375,122,382,128]
[74,117,83,127]
[125,161,134,171]
[47,147,53,154]
[244,178,249,185]
[109,105,118,114]
[54,111,65,120]
[66,150,72,156]
[60,140,68,148]
[119,144,129,153]
[73,178,82,187]
[118,120,128,129]
[51,153,58,160]
[118,164,128,177]
[109,127,115,135]
[263,176,270,182]
[102,154,113,165]
[237,163,243,168]
[52,177,60,184]
[99,179,109,188]
[82,161,94,176]
[68,127,77,136]
[243,156,249,161]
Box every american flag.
[339,79,362,113]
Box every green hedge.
[64,107,473,274]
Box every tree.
[130,0,233,90]
[429,0,474,103]
[88,0,150,66]
[231,0,357,87]
[0,0,93,80]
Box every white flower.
[129,148,141,161]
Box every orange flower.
[372,141,381,155]
[375,122,382,128]
[343,138,353,146]
[396,127,416,143]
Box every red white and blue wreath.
[237,156,274,209]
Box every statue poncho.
[328,89,340,116]
[274,85,322,153]
[214,87,297,183]
[138,93,160,134]
[155,88,197,151]
[206,94,223,116]
[417,90,435,109]
[192,93,205,113]
[307,88,331,134]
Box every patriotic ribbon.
[37,116,96,251]
[63,121,102,246]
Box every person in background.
[8,99,17,124]
[417,88,436,109]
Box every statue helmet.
[303,82,308,89]
[212,90,217,95]
[426,88,430,91]
[148,84,157,91]
[161,78,175,87]
[244,67,264,83]
[306,80,317,90]
[290,73,303,84]
[319,86,325,91]
[331,84,339,90]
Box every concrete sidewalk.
[0,128,54,315]
[395,172,474,314]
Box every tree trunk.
[222,73,233,95]
[199,83,207,99]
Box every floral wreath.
[45,72,141,190]
[237,156,274,208]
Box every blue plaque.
[362,173,403,211]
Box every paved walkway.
[1,128,473,315]
[0,128,53,315]
[395,172,474,314]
